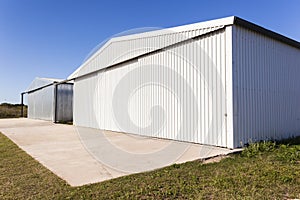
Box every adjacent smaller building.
[26,77,73,122]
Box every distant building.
[26,77,73,122]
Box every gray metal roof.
[26,77,63,93]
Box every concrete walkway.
[0,118,240,186]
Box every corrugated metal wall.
[56,84,73,122]
[74,28,228,147]
[74,26,225,78]
[28,82,73,122]
[232,25,300,147]
[28,85,54,121]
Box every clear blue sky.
[0,0,299,103]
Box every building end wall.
[232,25,300,147]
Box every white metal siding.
[232,25,300,147]
[72,26,226,79]
[225,26,234,148]
[74,29,228,147]
[27,78,73,122]
[28,85,54,121]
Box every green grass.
[0,132,299,199]
[0,103,27,118]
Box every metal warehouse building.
[26,77,73,122]
[68,16,300,148]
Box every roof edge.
[233,16,300,49]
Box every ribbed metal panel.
[70,25,226,79]
[27,77,73,122]
[73,29,228,147]
[56,84,73,122]
[232,25,300,147]
[28,85,54,121]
